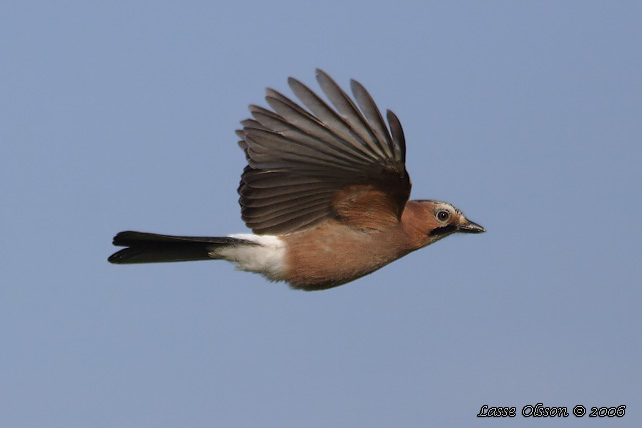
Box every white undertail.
[210,234,286,280]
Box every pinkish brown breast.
[281,221,413,290]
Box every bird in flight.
[109,70,485,290]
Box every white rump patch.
[210,234,286,279]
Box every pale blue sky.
[2,1,641,427]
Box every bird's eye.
[437,210,450,222]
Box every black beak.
[458,220,486,234]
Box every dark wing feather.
[237,69,410,235]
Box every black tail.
[108,231,256,264]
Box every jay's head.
[411,200,485,245]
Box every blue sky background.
[2,1,641,427]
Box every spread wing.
[237,69,411,235]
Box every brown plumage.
[109,70,485,290]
